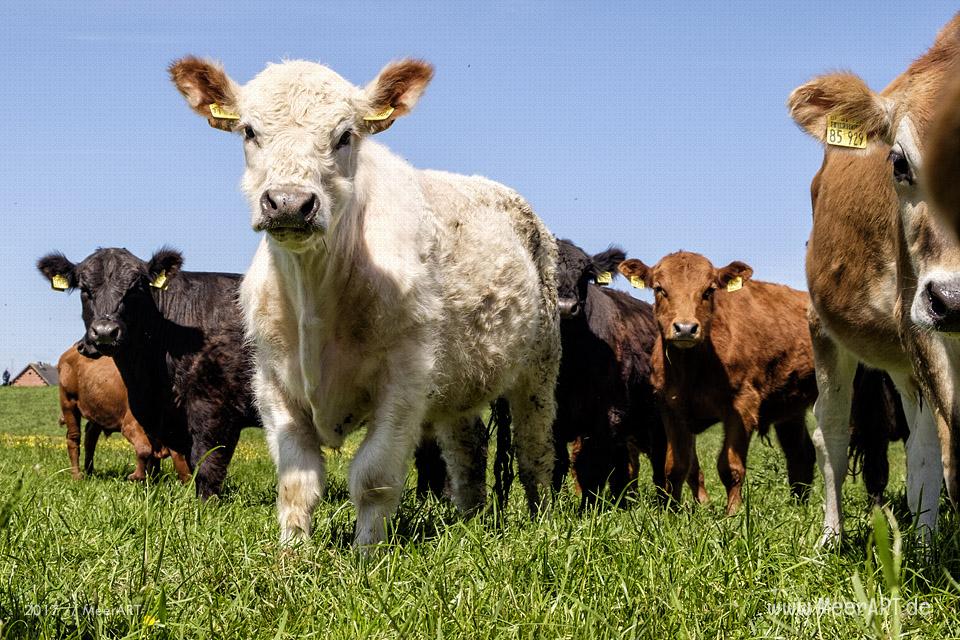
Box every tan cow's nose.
[260,189,319,226]
[924,279,960,331]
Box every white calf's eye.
[244,125,256,141]
[336,131,352,150]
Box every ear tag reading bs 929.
[826,114,867,149]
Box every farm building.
[10,362,59,387]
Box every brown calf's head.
[169,56,433,250]
[788,18,960,334]
[619,251,752,349]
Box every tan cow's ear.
[787,72,893,144]
[618,259,651,289]
[716,261,753,292]
[362,59,434,134]
[169,56,241,132]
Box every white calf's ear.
[362,59,434,134]
[169,56,241,132]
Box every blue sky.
[2,1,957,373]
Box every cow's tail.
[490,397,514,509]
[848,365,910,503]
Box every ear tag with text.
[726,276,743,293]
[629,275,645,289]
[363,106,395,121]
[209,103,240,120]
[595,271,613,286]
[51,274,69,291]
[825,114,867,149]
[150,270,169,290]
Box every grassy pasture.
[0,386,958,639]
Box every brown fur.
[168,57,238,131]
[57,345,189,482]
[362,59,434,134]
[925,72,960,239]
[620,252,816,513]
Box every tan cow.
[788,14,960,542]
[58,345,190,482]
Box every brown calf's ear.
[618,259,651,289]
[716,261,753,292]
[787,72,893,144]
[169,56,241,132]
[147,247,184,290]
[37,253,77,291]
[362,59,434,134]
[925,73,960,240]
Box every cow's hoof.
[127,472,146,482]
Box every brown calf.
[57,345,189,482]
[619,252,816,514]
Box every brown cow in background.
[619,252,816,513]
[58,345,189,482]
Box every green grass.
[0,387,958,639]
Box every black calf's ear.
[618,259,651,289]
[716,261,753,292]
[148,247,183,289]
[37,253,77,291]
[592,246,627,275]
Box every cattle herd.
[31,15,960,549]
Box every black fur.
[553,239,663,505]
[37,247,258,498]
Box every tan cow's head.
[619,251,752,349]
[170,56,433,248]
[788,22,960,334]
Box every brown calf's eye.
[702,288,714,300]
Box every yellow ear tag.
[51,274,69,291]
[363,106,395,122]
[150,270,169,290]
[825,114,867,149]
[629,275,645,289]
[209,103,240,120]
[596,271,613,286]
[726,276,743,293]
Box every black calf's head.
[556,239,626,319]
[38,247,183,356]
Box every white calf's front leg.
[436,415,488,514]
[809,329,857,546]
[257,372,325,545]
[349,389,427,547]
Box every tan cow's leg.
[62,407,83,480]
[170,450,192,484]
[120,419,155,482]
[810,324,858,545]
